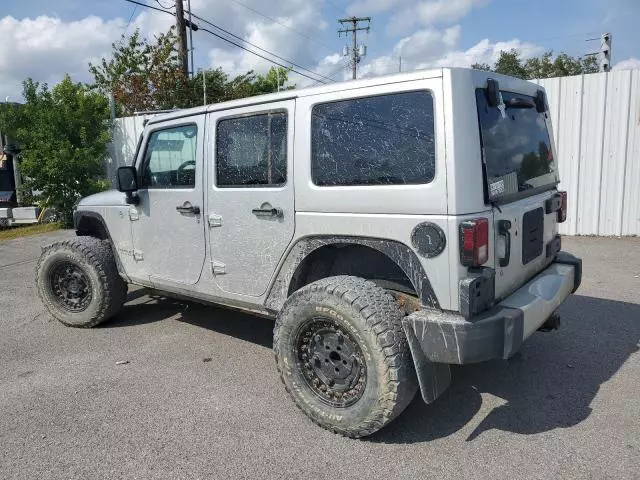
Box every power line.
[198,27,327,84]
[307,61,347,87]
[154,0,174,9]
[122,0,328,84]
[324,0,346,14]
[187,12,336,83]
[124,5,138,31]
[123,0,171,15]
[227,0,334,51]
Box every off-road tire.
[274,275,418,438]
[36,236,127,328]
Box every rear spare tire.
[36,237,127,328]
[274,275,417,438]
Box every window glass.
[216,112,287,187]
[0,153,7,170]
[141,125,198,188]
[476,89,558,201]
[311,91,435,186]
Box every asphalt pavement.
[0,231,638,479]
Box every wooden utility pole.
[338,17,370,80]
[175,0,189,77]
[186,0,194,78]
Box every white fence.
[107,69,640,236]
[536,70,640,236]
[106,114,151,184]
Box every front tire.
[274,276,417,438]
[36,237,127,328]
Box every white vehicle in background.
[36,68,581,438]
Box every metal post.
[601,33,612,72]
[108,91,116,121]
[187,0,194,78]
[203,69,207,105]
[6,134,23,205]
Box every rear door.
[475,88,561,300]
[206,101,295,297]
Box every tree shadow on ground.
[102,291,639,444]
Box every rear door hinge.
[133,249,144,261]
[211,260,226,275]
[129,208,139,221]
[208,214,222,228]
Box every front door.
[131,117,206,285]
[207,101,295,297]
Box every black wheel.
[36,237,127,327]
[274,276,417,438]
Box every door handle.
[498,220,511,267]
[252,206,282,218]
[176,202,200,215]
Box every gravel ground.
[0,231,638,479]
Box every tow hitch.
[538,312,561,332]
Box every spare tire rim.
[296,318,367,408]
[50,262,92,312]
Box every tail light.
[558,191,567,223]
[460,218,489,267]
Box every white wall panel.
[622,70,640,235]
[540,69,640,236]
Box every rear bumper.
[403,252,582,365]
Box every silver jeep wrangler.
[37,68,581,438]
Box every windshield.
[476,89,558,202]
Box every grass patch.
[0,222,62,241]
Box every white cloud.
[0,0,545,103]
[347,0,411,16]
[358,26,543,78]
[416,0,489,24]
[0,15,127,99]
[387,0,489,35]
[614,57,640,70]
[0,0,339,99]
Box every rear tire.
[36,237,127,327]
[274,275,417,438]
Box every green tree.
[473,50,599,79]
[186,66,294,107]
[0,76,111,226]
[524,51,598,79]
[89,28,189,114]
[90,27,294,112]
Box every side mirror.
[117,166,139,204]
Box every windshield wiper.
[505,97,535,109]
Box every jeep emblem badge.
[411,222,446,258]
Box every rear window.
[311,91,435,186]
[476,89,558,202]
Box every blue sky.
[1,0,638,99]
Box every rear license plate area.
[522,207,544,264]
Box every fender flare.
[264,236,440,311]
[73,210,127,279]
